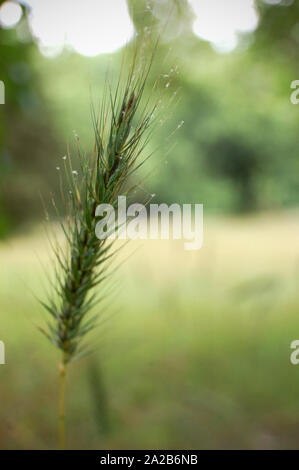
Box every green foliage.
[1,0,299,230]
[0,10,61,236]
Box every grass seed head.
[40,44,162,365]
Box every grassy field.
[1,212,299,449]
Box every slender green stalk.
[58,360,67,450]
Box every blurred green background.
[1,0,299,449]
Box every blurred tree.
[205,137,259,212]
[1,0,298,227]
[254,0,299,69]
[125,0,299,212]
[0,1,61,237]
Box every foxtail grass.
[38,44,166,449]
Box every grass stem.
[59,360,67,450]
